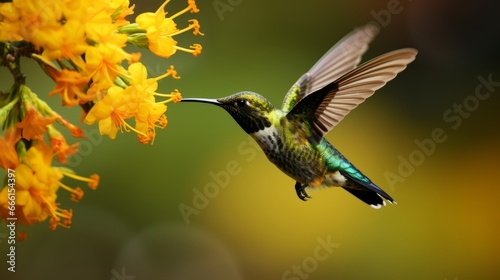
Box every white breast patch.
[252,126,279,152]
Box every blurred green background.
[1,0,500,279]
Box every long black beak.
[181,98,222,106]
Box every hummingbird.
[182,24,417,208]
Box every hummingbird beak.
[181,98,222,106]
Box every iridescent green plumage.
[182,24,417,208]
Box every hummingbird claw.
[295,182,311,201]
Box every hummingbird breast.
[251,126,327,184]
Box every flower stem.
[0,41,26,86]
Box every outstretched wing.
[281,24,380,113]
[288,48,418,144]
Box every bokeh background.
[1,0,500,279]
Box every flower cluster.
[0,0,202,237]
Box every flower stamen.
[119,115,148,136]
[152,65,180,82]
[174,44,202,56]
[42,197,73,230]
[155,89,182,103]
[170,0,199,20]
[60,170,100,190]
[169,19,204,36]
[58,182,84,202]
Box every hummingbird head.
[182,91,276,134]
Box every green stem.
[0,41,26,86]
[117,23,146,35]
[0,95,20,129]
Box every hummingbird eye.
[235,99,248,107]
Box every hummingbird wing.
[281,24,379,113]
[288,48,417,143]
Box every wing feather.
[281,24,380,112]
[289,48,418,143]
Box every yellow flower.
[12,0,64,49]
[135,101,167,144]
[11,0,89,62]
[56,116,86,138]
[2,0,201,232]
[73,1,115,41]
[0,128,21,170]
[0,2,23,41]
[85,43,129,89]
[135,0,203,58]
[40,17,89,61]
[84,85,137,139]
[0,142,62,226]
[48,125,79,165]
[128,63,183,142]
[0,141,99,230]
[108,0,135,27]
[47,68,92,107]
[16,106,57,140]
[84,62,182,143]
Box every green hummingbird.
[182,24,417,208]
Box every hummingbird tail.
[342,187,394,209]
[339,170,396,209]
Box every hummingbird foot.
[295,182,311,201]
